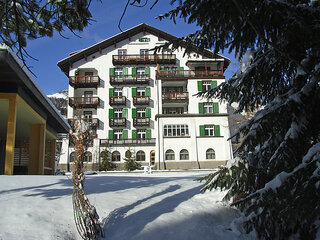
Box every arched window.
[100,150,111,161]
[165,149,175,160]
[206,149,216,160]
[112,151,121,161]
[84,151,92,162]
[136,150,145,161]
[180,149,189,160]
[125,150,132,158]
[70,152,76,162]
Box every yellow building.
[0,44,69,175]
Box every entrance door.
[150,150,155,165]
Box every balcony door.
[85,72,93,82]
[84,91,93,104]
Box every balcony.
[133,96,150,106]
[109,96,126,106]
[112,54,176,65]
[133,117,150,127]
[162,92,189,103]
[156,70,224,80]
[69,97,100,109]
[69,76,100,88]
[100,138,156,147]
[110,75,150,85]
[109,118,126,127]
[68,118,99,129]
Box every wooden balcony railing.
[68,97,100,108]
[133,117,150,127]
[156,70,223,79]
[69,76,100,88]
[110,75,150,85]
[162,92,189,103]
[109,96,126,106]
[109,118,126,127]
[112,54,176,65]
[68,118,99,129]
[133,96,150,105]
[100,138,156,147]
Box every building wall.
[59,31,232,170]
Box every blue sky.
[25,1,239,95]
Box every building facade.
[57,24,233,171]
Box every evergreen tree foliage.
[158,0,320,239]
[0,0,94,62]
[99,150,115,171]
[123,149,141,172]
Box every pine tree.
[123,148,141,172]
[157,1,320,239]
[0,0,94,63]
[99,149,115,171]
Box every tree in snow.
[123,148,140,172]
[0,0,93,63]
[155,0,320,239]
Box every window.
[202,81,212,91]
[137,108,146,118]
[114,130,123,140]
[70,152,76,162]
[137,129,146,139]
[114,108,123,118]
[84,152,92,162]
[164,125,189,137]
[206,149,216,160]
[139,38,150,42]
[204,103,213,114]
[112,151,121,161]
[83,111,92,119]
[137,88,146,96]
[125,150,132,158]
[204,125,215,136]
[115,68,123,76]
[180,149,189,160]
[137,67,145,77]
[162,86,183,93]
[140,49,149,55]
[84,91,93,103]
[118,49,127,55]
[136,150,145,161]
[114,88,123,97]
[165,149,175,160]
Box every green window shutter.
[146,129,151,139]
[160,66,165,70]
[108,130,114,139]
[212,80,217,88]
[109,88,114,97]
[146,108,151,118]
[147,38,151,42]
[132,130,137,139]
[132,67,137,75]
[132,88,137,97]
[177,67,184,76]
[145,67,150,76]
[139,37,142,42]
[146,87,151,97]
[198,81,203,91]
[109,68,114,76]
[123,67,128,75]
[213,102,219,114]
[123,108,128,118]
[132,108,137,118]
[123,130,128,139]
[109,109,114,118]
[214,125,221,136]
[198,103,204,114]
[200,125,205,136]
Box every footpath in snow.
[0,171,254,240]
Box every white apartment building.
[57,23,233,171]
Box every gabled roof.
[57,23,230,75]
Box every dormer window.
[140,49,149,55]
[139,37,150,42]
[118,49,127,55]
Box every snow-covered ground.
[0,171,254,240]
